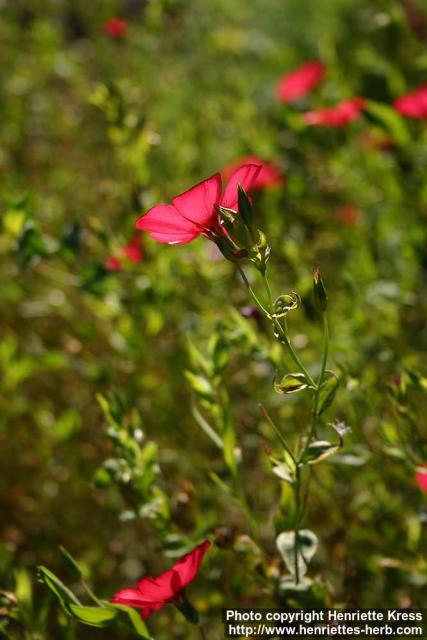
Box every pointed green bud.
[250,230,271,273]
[237,184,253,229]
[313,267,327,312]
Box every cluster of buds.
[213,185,271,273]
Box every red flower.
[110,540,211,619]
[338,204,359,226]
[394,86,427,119]
[104,17,128,39]
[104,235,143,271]
[104,256,123,271]
[136,164,261,245]
[122,234,144,263]
[222,156,284,190]
[416,467,427,494]
[303,98,366,128]
[276,61,326,103]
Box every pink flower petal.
[140,602,165,619]
[136,204,202,243]
[338,204,359,226]
[104,256,123,271]
[136,204,191,233]
[122,235,143,262]
[172,173,222,227]
[222,156,284,190]
[111,588,148,607]
[394,86,427,119]
[221,164,262,210]
[110,541,211,620]
[168,540,211,588]
[416,467,427,494]
[303,98,366,128]
[104,17,128,39]
[276,61,326,103]
[149,230,199,244]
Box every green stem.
[259,404,296,465]
[299,312,329,463]
[217,384,258,539]
[261,270,274,311]
[236,478,258,540]
[238,264,327,588]
[81,579,102,606]
[293,313,328,584]
[237,266,270,316]
[261,270,316,387]
[274,319,316,388]
[238,266,316,388]
[294,466,301,585]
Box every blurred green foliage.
[1,0,427,638]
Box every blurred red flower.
[416,467,427,494]
[104,235,143,271]
[338,204,359,226]
[122,234,144,263]
[276,61,326,103]
[136,163,261,244]
[394,86,427,119]
[222,156,284,190]
[303,98,366,127]
[104,17,128,39]
[110,540,211,619]
[104,256,123,271]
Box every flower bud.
[313,267,327,312]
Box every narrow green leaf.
[38,566,81,607]
[187,339,211,376]
[68,604,118,627]
[237,184,253,228]
[192,406,223,449]
[14,569,32,613]
[59,546,82,580]
[185,371,214,400]
[222,415,237,478]
[208,333,229,375]
[96,393,117,426]
[208,471,232,494]
[364,101,410,147]
[317,373,339,415]
[110,604,151,638]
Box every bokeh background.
[1,0,426,638]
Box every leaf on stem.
[272,461,294,483]
[300,440,340,465]
[272,292,301,318]
[237,184,253,228]
[276,530,318,580]
[274,372,312,394]
[59,546,83,580]
[317,371,339,415]
[67,604,118,628]
[37,566,81,607]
